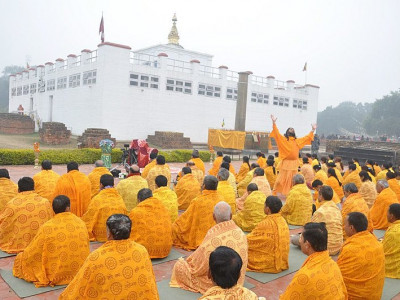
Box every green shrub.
[0,148,210,165]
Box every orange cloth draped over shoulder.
[217,181,236,213]
[300,164,315,186]
[200,285,258,300]
[247,213,289,273]
[281,184,313,226]
[388,178,400,201]
[376,169,388,181]
[337,231,385,300]
[33,170,60,203]
[257,157,267,168]
[342,171,362,189]
[146,165,171,191]
[236,163,250,183]
[264,166,277,188]
[53,170,91,217]
[153,186,178,223]
[142,159,156,179]
[314,169,328,183]
[341,193,373,237]
[359,180,377,209]
[269,123,313,196]
[251,176,272,196]
[383,220,400,278]
[116,175,148,211]
[209,156,223,176]
[0,191,53,253]
[58,240,159,300]
[325,176,344,199]
[237,170,255,197]
[13,212,90,287]
[315,189,341,210]
[129,197,172,258]
[191,157,205,175]
[190,166,204,185]
[88,167,111,198]
[172,190,223,250]
[81,188,127,242]
[233,191,266,231]
[0,177,18,210]
[175,174,201,210]
[280,250,348,300]
[370,187,398,229]
[170,220,248,293]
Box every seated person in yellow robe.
[312,180,341,210]
[141,151,157,179]
[320,156,328,174]
[146,155,171,191]
[247,196,289,273]
[87,160,111,198]
[311,153,319,167]
[0,168,18,210]
[342,163,361,189]
[313,164,328,183]
[191,149,205,174]
[233,183,266,231]
[59,214,159,299]
[82,174,127,242]
[359,170,377,209]
[256,152,267,168]
[187,160,204,185]
[300,157,314,188]
[200,247,258,300]
[341,183,373,237]
[220,162,238,197]
[0,177,53,253]
[280,222,348,299]
[281,174,313,226]
[376,162,390,181]
[386,171,400,201]
[264,158,277,188]
[337,212,385,299]
[170,202,247,293]
[172,175,224,250]
[326,168,344,200]
[223,155,236,175]
[237,163,259,197]
[13,195,90,287]
[153,175,178,223]
[175,167,201,210]
[217,168,236,213]
[208,151,223,176]
[116,164,148,211]
[53,161,91,217]
[129,188,172,258]
[33,160,60,203]
[236,156,250,183]
[371,180,398,229]
[383,203,400,278]
[250,167,272,196]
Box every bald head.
[213,201,232,223]
[129,164,140,174]
[95,160,104,167]
[187,161,195,167]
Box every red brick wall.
[0,113,35,134]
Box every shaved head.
[95,160,104,167]
[213,201,232,223]
[129,164,140,173]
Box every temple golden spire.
[168,13,180,45]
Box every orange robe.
[217,181,237,213]
[172,190,223,250]
[337,231,385,299]
[58,240,159,300]
[311,200,343,255]
[33,170,60,203]
[175,174,201,210]
[191,166,204,185]
[264,166,277,188]
[199,285,258,300]
[208,156,223,176]
[376,169,388,181]
[141,159,156,179]
[388,178,400,201]
[0,191,53,253]
[53,170,91,217]
[359,180,377,209]
[237,169,255,197]
[0,177,18,210]
[300,164,315,186]
[281,184,313,226]
[81,188,127,242]
[87,167,111,198]
[342,170,362,189]
[236,163,250,183]
[257,156,267,168]
[314,169,328,183]
[247,213,289,272]
[129,197,172,258]
[270,123,313,196]
[383,220,400,278]
[13,212,90,287]
[153,186,178,223]
[326,176,344,199]
[191,157,205,175]
[280,250,348,299]
[341,192,373,237]
[170,220,247,293]
[370,188,398,229]
[233,191,266,231]
[115,174,148,211]
[146,164,171,191]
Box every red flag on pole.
[99,15,104,43]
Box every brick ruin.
[0,113,35,134]
[147,131,192,149]
[78,128,116,148]
[39,122,71,145]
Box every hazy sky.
[1,0,399,111]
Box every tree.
[0,65,25,112]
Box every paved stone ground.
[1,160,399,299]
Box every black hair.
[267,159,276,175]
[312,179,323,188]
[327,168,342,186]
[243,156,250,169]
[223,156,231,163]
[18,177,34,192]
[320,185,333,201]
[347,212,368,232]
[137,188,153,202]
[359,170,372,182]
[204,175,218,190]
[302,222,328,252]
[41,160,52,170]
[106,214,132,240]
[52,195,70,214]
[254,167,264,176]
[0,169,10,179]
[100,174,114,187]
[156,155,166,165]
[265,196,282,213]
[155,175,168,187]
[247,183,258,192]
[182,167,192,175]
[220,162,230,171]
[389,203,400,220]
[67,161,79,172]
[209,246,242,289]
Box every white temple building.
[9,14,319,142]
